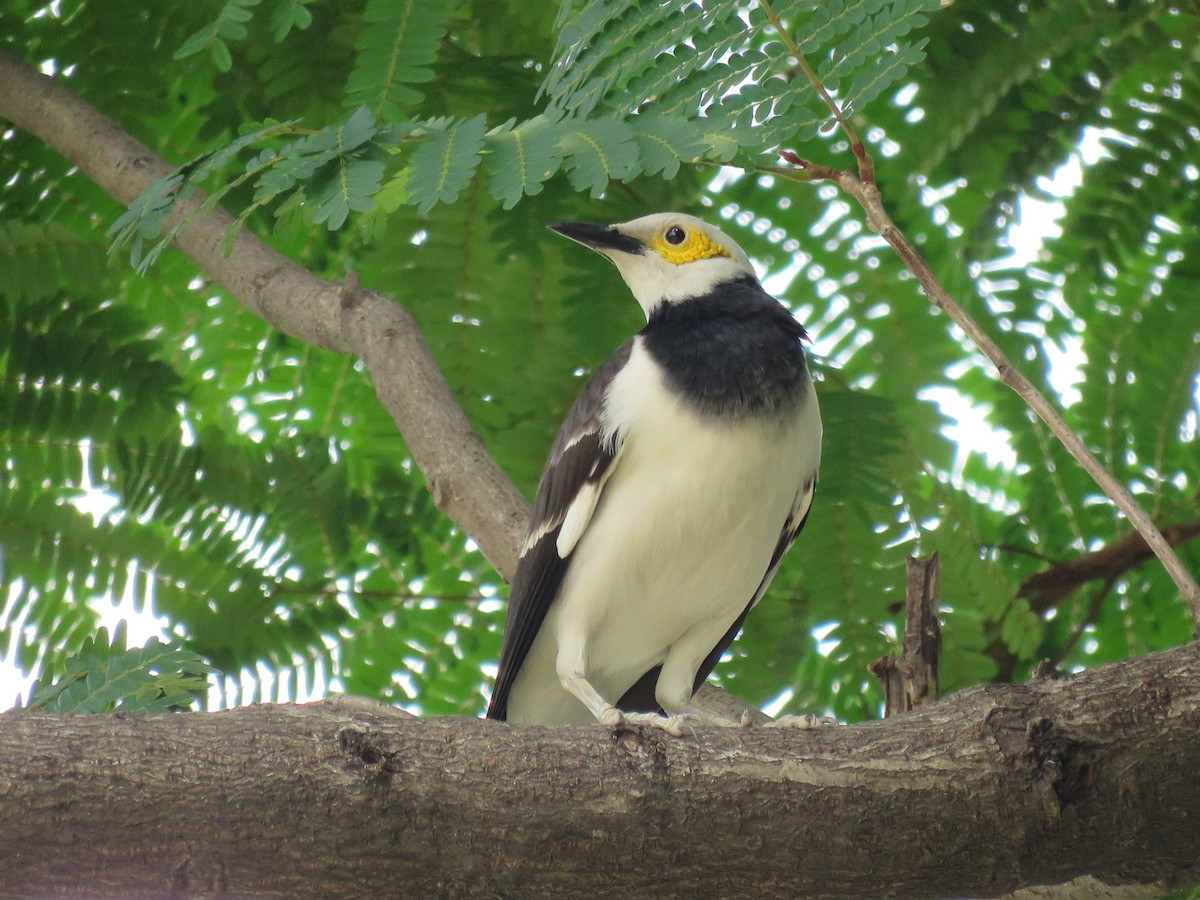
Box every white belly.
[507,343,821,724]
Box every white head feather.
[552,212,757,318]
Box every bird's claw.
[602,707,693,737]
[765,713,839,729]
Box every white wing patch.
[555,443,624,558]
[521,514,564,556]
[793,474,817,531]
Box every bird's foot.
[763,713,839,729]
[599,706,692,737]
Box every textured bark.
[869,554,942,716]
[2,642,1199,899]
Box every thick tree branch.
[0,48,530,579]
[2,642,1198,897]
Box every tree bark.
[2,642,1199,899]
[869,554,942,716]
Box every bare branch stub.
[870,554,942,718]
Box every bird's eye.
[665,226,687,245]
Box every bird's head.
[549,212,755,318]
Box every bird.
[486,212,821,734]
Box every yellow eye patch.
[652,228,732,266]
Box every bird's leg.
[558,672,621,724]
[655,644,748,728]
[659,656,838,729]
[558,673,690,737]
[556,633,691,735]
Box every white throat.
[609,254,755,319]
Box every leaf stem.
[757,0,872,182]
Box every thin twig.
[758,0,872,182]
[757,1,859,142]
[758,14,1200,624]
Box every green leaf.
[107,173,190,271]
[407,116,488,214]
[800,0,888,53]
[628,114,708,179]
[557,117,638,198]
[174,0,263,67]
[29,625,212,714]
[343,0,458,121]
[843,38,929,115]
[483,115,565,209]
[305,107,387,229]
[109,118,300,270]
[819,0,938,90]
[271,0,316,42]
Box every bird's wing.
[615,476,817,713]
[487,340,634,721]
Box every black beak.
[549,221,646,256]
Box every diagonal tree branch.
[1018,517,1200,615]
[848,166,1200,624]
[989,518,1200,681]
[753,0,1200,623]
[0,48,531,583]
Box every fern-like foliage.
[0,211,495,710]
[343,0,459,121]
[29,624,211,713]
[877,0,1190,259]
[174,0,324,70]
[407,115,488,213]
[547,0,938,133]
[175,0,264,72]
[483,115,566,208]
[109,0,948,260]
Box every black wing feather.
[487,340,633,721]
